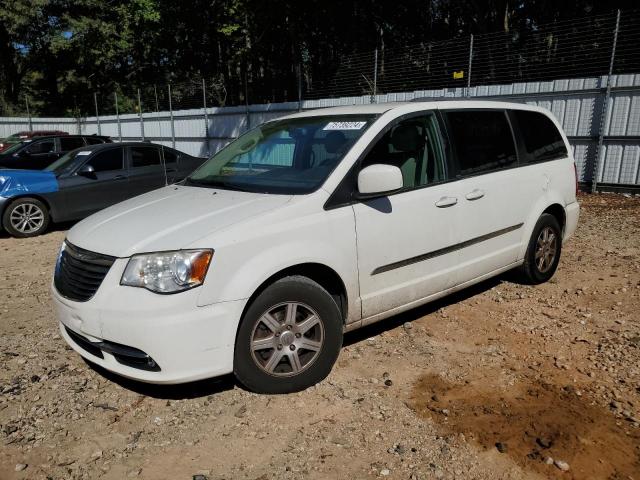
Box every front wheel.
[519,213,562,284]
[2,197,50,238]
[234,276,343,394]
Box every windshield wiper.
[184,177,256,192]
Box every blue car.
[0,142,205,237]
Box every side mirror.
[356,164,403,198]
[77,164,96,178]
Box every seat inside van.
[362,116,445,188]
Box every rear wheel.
[234,276,343,394]
[519,213,562,284]
[2,197,50,238]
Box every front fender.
[0,170,58,197]
[195,205,360,324]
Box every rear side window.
[85,148,123,172]
[131,147,160,167]
[85,137,106,145]
[513,110,568,163]
[26,139,55,154]
[445,110,517,176]
[60,137,85,151]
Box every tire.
[234,276,343,394]
[519,213,562,284]
[2,197,50,238]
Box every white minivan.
[52,101,579,393]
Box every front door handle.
[465,189,485,201]
[113,175,127,180]
[435,196,458,208]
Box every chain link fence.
[6,9,639,120]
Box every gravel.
[1,192,639,480]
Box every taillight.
[573,162,579,195]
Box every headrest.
[324,131,347,154]
[390,123,422,152]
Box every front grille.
[54,242,116,302]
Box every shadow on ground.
[87,273,514,400]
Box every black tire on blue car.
[234,276,343,394]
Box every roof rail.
[411,96,526,103]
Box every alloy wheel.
[535,226,557,273]
[9,203,45,234]
[250,302,324,377]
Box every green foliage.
[0,0,635,116]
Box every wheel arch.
[519,196,567,260]
[239,262,349,327]
[1,194,54,221]
[542,203,566,234]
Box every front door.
[353,113,461,319]
[57,147,130,220]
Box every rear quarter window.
[513,110,568,163]
[161,148,178,165]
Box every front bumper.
[52,258,247,384]
[0,196,9,228]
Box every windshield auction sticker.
[76,151,92,155]
[323,121,367,130]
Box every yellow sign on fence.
[453,70,464,79]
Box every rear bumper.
[563,201,580,242]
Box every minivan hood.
[67,185,293,257]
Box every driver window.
[361,114,446,190]
[84,148,124,173]
[26,140,55,154]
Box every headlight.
[121,249,213,294]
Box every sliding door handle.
[435,196,458,208]
[465,189,485,201]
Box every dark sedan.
[0,142,206,237]
[0,130,69,153]
[0,135,111,170]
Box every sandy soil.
[0,192,639,480]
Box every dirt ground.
[1,192,639,480]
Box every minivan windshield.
[187,115,375,194]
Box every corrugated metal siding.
[2,74,640,187]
